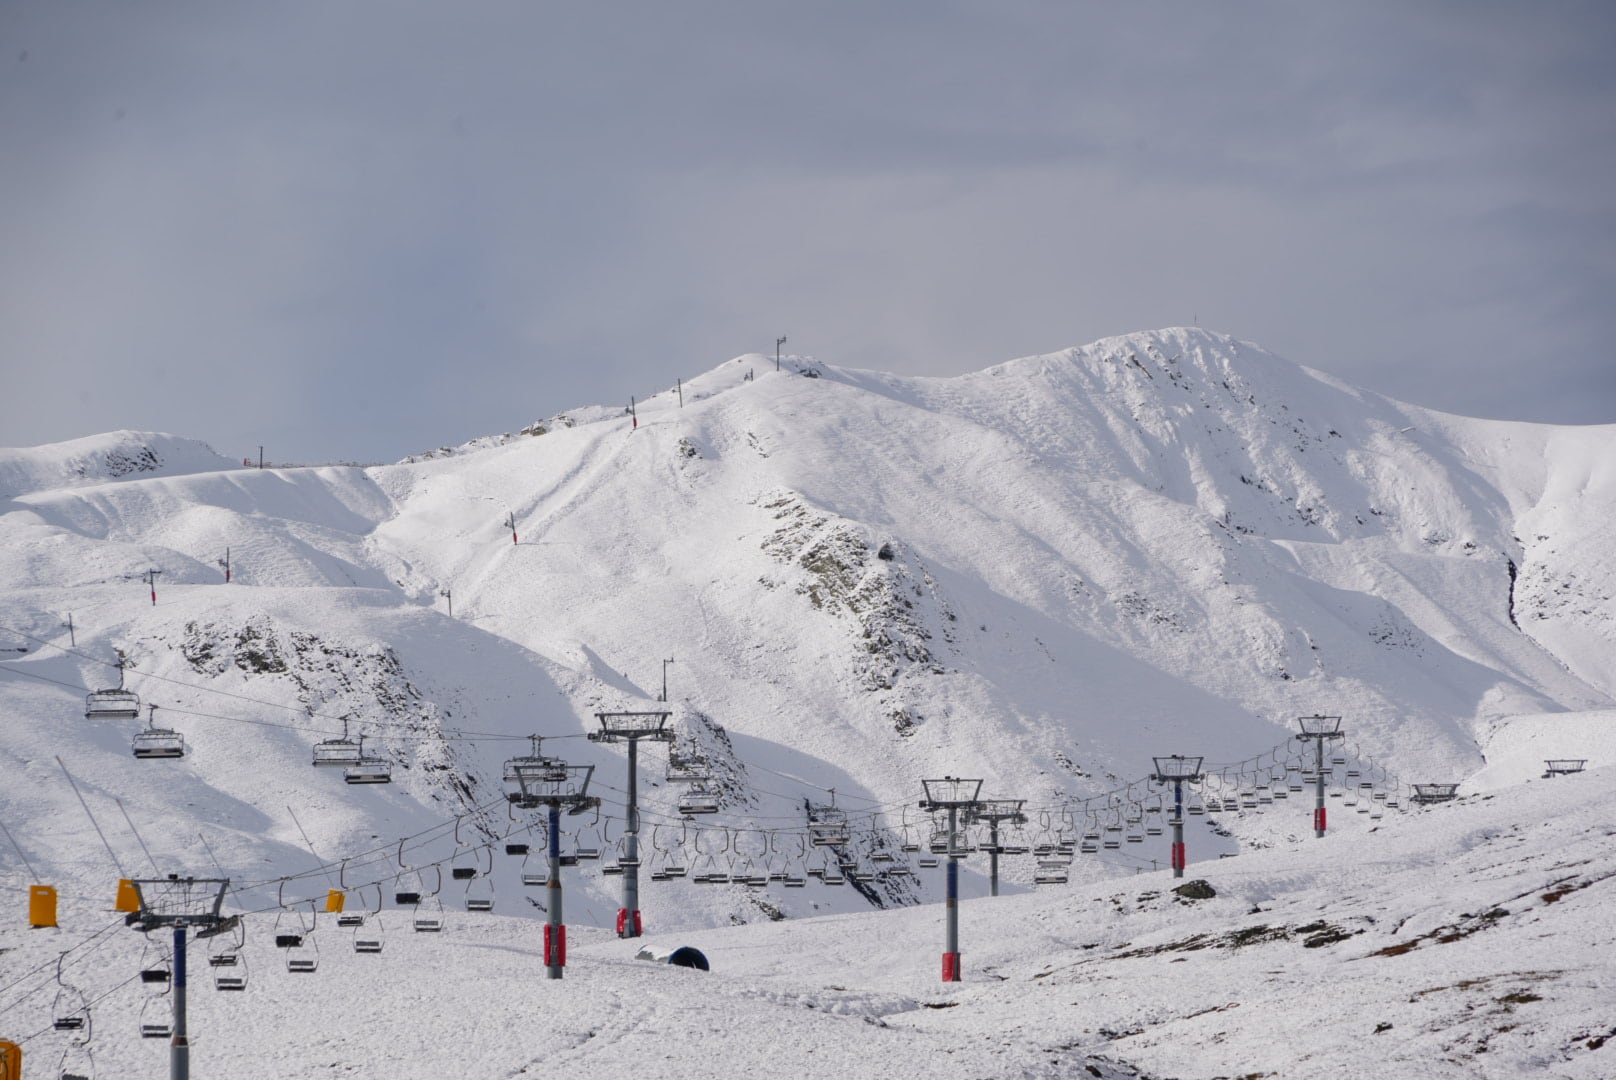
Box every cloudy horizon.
[3,1,1613,462]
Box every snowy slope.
[3,327,1615,1076]
[2,330,1612,895]
[1,760,1610,1079]
[0,431,238,499]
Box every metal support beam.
[171,925,189,1080]
[1296,716,1344,838]
[546,803,564,980]
[920,776,982,983]
[590,710,672,940]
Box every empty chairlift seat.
[312,730,363,768]
[343,736,392,784]
[677,786,721,816]
[85,660,141,720]
[131,727,185,759]
[85,687,142,720]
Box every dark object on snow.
[1173,880,1216,901]
[636,944,710,971]
[667,946,709,971]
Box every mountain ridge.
[1,327,1611,931]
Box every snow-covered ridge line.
[2,326,1613,941]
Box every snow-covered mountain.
[2,328,1613,1077]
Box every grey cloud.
[1,1,1613,461]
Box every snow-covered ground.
[3,758,1610,1078]
[2,327,1613,1077]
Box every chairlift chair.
[57,1043,95,1080]
[678,786,721,816]
[84,660,141,720]
[334,867,365,925]
[138,941,172,987]
[131,706,185,760]
[464,847,496,911]
[312,716,363,768]
[285,935,318,973]
[572,826,602,861]
[354,916,384,954]
[412,897,445,933]
[139,998,172,1040]
[353,892,384,950]
[213,952,248,992]
[1034,865,1070,886]
[208,921,247,989]
[343,736,392,784]
[51,957,91,1034]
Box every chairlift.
[343,735,392,784]
[138,941,172,987]
[664,749,712,784]
[354,915,384,954]
[208,920,248,990]
[213,952,248,992]
[51,955,91,1034]
[334,867,365,926]
[1034,861,1070,885]
[518,837,550,885]
[57,1042,95,1080]
[572,825,603,861]
[131,705,185,760]
[138,998,172,1040]
[285,934,319,973]
[690,853,723,884]
[84,659,141,720]
[808,801,851,847]
[503,736,570,802]
[678,785,721,816]
[353,888,384,953]
[312,715,363,768]
[411,866,446,932]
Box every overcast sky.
[2,2,1613,463]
